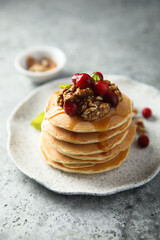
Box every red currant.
[64,101,78,116]
[72,73,79,84]
[138,135,149,148]
[76,73,92,88]
[91,72,103,81]
[104,90,119,107]
[142,108,152,118]
[93,81,109,95]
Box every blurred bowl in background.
[14,46,66,84]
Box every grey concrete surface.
[0,0,160,239]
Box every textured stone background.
[0,0,160,239]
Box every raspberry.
[142,108,152,118]
[76,73,92,88]
[138,135,149,148]
[93,81,109,95]
[104,90,119,107]
[64,101,78,116]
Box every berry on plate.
[142,108,152,118]
[138,135,149,148]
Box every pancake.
[42,117,131,144]
[41,134,120,164]
[45,92,132,132]
[45,127,128,155]
[41,147,130,174]
[62,163,95,168]
[67,122,136,160]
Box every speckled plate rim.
[7,75,160,196]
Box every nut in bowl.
[14,46,66,84]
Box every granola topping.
[57,72,123,121]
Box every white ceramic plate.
[8,75,160,196]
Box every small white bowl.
[15,46,66,84]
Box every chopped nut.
[137,126,146,135]
[57,85,94,107]
[135,119,144,126]
[41,58,49,67]
[57,92,64,107]
[29,63,46,72]
[135,119,146,135]
[81,102,110,121]
[27,55,57,72]
[95,96,103,101]
[27,56,36,68]
[78,100,88,114]
[132,108,138,119]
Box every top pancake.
[44,92,132,132]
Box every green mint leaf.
[92,73,100,81]
[59,84,72,89]
[31,112,45,130]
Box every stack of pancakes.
[40,92,136,174]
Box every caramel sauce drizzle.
[98,141,110,152]
[45,106,65,120]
